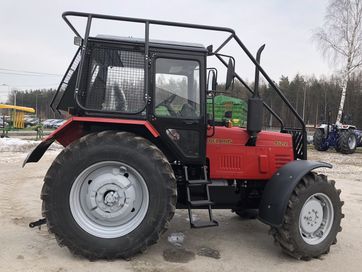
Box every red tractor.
[25,11,343,260]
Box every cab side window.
[155,58,200,119]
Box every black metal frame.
[50,47,81,114]
[59,11,307,159]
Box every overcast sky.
[0,0,331,102]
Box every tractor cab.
[55,34,208,163]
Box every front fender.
[258,160,332,227]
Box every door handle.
[183,120,197,125]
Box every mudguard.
[258,160,332,227]
[23,116,159,167]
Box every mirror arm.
[206,69,212,91]
[214,53,236,66]
[206,68,218,91]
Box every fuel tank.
[206,126,294,180]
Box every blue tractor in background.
[314,123,362,154]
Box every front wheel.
[271,173,343,260]
[41,131,176,259]
[313,129,328,151]
[337,130,357,154]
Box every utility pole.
[36,92,38,118]
[302,85,307,121]
[13,89,17,106]
[13,88,17,128]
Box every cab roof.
[90,34,208,53]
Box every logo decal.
[208,138,233,144]
[274,141,288,147]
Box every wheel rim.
[299,193,334,245]
[348,135,356,149]
[70,161,149,238]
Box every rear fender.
[23,117,160,166]
[258,160,332,227]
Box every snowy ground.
[0,140,361,272]
[0,137,62,153]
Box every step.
[191,220,219,228]
[188,200,213,207]
[187,179,210,185]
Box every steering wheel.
[155,94,178,117]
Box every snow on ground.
[0,137,62,152]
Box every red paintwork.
[47,116,160,147]
[207,126,294,180]
[47,117,292,180]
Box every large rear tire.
[313,129,328,151]
[271,173,343,260]
[337,130,357,154]
[41,131,177,259]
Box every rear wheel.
[271,173,343,260]
[313,129,328,151]
[41,131,176,259]
[337,130,357,154]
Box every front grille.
[283,128,307,160]
[219,155,242,171]
[275,154,292,168]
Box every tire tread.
[41,131,177,259]
[271,173,343,260]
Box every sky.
[0,0,331,102]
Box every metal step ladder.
[184,166,218,228]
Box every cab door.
[149,53,206,164]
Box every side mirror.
[207,68,218,92]
[225,58,235,91]
[74,36,82,47]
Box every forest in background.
[3,71,362,128]
[225,72,362,128]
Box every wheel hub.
[299,193,334,245]
[69,161,149,238]
[348,135,356,149]
[104,191,121,206]
[300,199,323,233]
[88,173,136,220]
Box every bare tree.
[314,0,362,124]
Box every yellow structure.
[0,104,35,129]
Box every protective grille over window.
[83,45,146,113]
[52,48,81,112]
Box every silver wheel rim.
[70,161,149,238]
[348,135,356,149]
[299,193,334,245]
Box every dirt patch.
[163,247,195,263]
[196,246,220,259]
[12,216,34,226]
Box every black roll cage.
[53,11,307,159]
